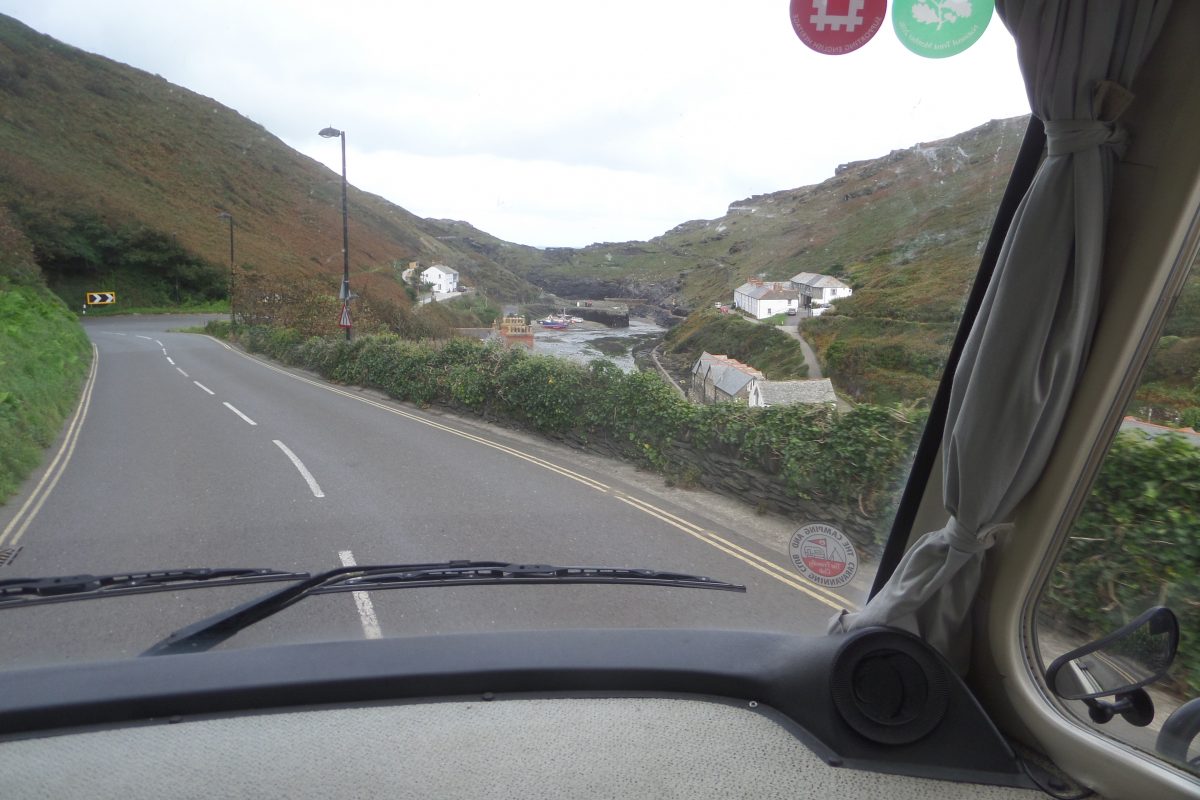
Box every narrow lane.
[0,316,856,666]
[776,320,824,379]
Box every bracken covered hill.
[457,115,1032,403]
[4,10,1063,406]
[0,14,540,307]
[497,116,1029,319]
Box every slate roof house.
[748,378,838,409]
[789,272,852,316]
[690,353,764,404]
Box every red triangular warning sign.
[338,302,351,328]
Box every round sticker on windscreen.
[789,0,887,56]
[790,523,858,588]
[893,0,994,58]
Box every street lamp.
[319,126,351,341]
[217,211,234,327]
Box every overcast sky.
[2,1,1030,248]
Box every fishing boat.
[538,308,579,329]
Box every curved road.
[0,316,858,668]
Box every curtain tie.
[946,517,1012,553]
[1045,119,1128,157]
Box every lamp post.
[217,211,234,327]
[319,126,351,341]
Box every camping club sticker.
[789,0,887,56]
[790,523,857,589]
[892,0,994,58]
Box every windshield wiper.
[316,562,745,593]
[143,560,746,657]
[0,568,311,609]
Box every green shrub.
[235,325,923,509]
[601,370,696,468]
[497,354,588,433]
[0,283,91,502]
[1043,432,1200,694]
[295,335,344,375]
[202,320,232,339]
[664,308,809,379]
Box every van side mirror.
[1044,607,1179,727]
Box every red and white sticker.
[789,0,887,56]
[790,523,858,588]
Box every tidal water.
[530,318,665,372]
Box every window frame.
[961,7,1200,790]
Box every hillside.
[473,117,1027,310]
[13,13,1185,414]
[467,116,1032,404]
[0,14,541,309]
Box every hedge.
[1044,431,1200,695]
[231,324,1200,695]
[233,325,922,523]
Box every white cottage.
[732,280,800,319]
[421,264,459,294]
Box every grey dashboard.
[0,627,1054,798]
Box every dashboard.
[0,627,1047,798]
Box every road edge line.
[0,343,99,548]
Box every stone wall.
[572,306,629,327]
[540,428,883,549]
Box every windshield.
[0,2,1028,667]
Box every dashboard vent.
[830,628,951,745]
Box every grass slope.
[0,13,539,308]
[0,210,91,503]
[664,309,808,380]
[479,117,1028,403]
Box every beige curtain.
[831,0,1172,670]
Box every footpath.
[775,321,823,379]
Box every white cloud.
[0,0,1031,247]
[291,145,727,248]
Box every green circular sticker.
[893,0,994,59]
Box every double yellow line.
[613,493,856,611]
[0,344,99,549]
[224,341,856,612]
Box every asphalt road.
[0,315,861,669]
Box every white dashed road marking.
[222,402,257,426]
[337,550,382,639]
[273,440,325,498]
